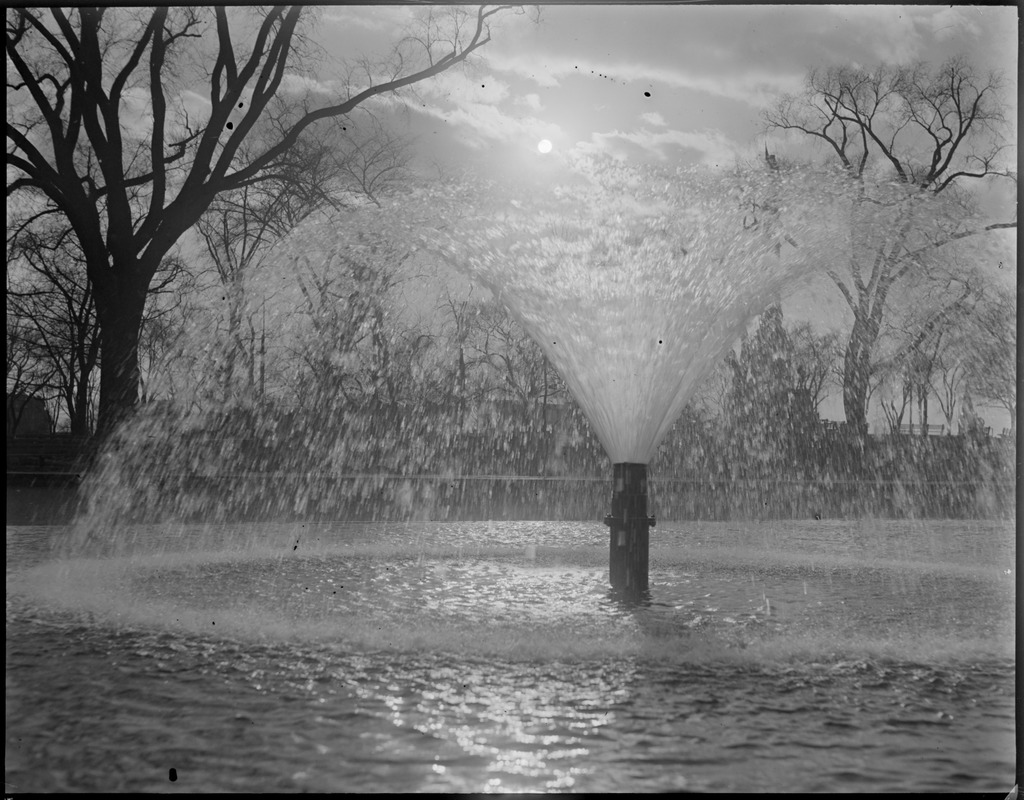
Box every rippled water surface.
[6,519,1015,792]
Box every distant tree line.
[79,295,1013,526]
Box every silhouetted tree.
[7,5,520,434]
[6,313,57,434]
[7,223,99,434]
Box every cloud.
[418,71,511,106]
[517,93,544,112]
[641,111,667,127]
[571,127,742,166]
[619,62,804,107]
[119,87,154,138]
[408,75,556,147]
[412,99,560,151]
[480,49,565,88]
[279,73,340,97]
[404,71,567,149]
[323,6,413,32]
[821,6,985,65]
[823,6,925,64]
[179,89,211,113]
[485,49,802,107]
[928,6,982,42]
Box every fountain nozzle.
[605,463,653,600]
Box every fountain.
[433,157,838,600]
[5,159,1015,793]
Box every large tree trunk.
[94,269,149,437]
[842,332,872,437]
[840,281,889,438]
[918,384,929,435]
[69,375,92,437]
[70,321,101,436]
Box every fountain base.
[604,463,654,601]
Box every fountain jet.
[604,462,654,601]
[432,157,834,602]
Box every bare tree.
[438,286,481,430]
[7,222,99,434]
[789,322,841,412]
[6,309,58,434]
[470,302,569,430]
[691,357,733,421]
[283,223,412,412]
[7,5,521,435]
[934,346,970,434]
[891,270,980,434]
[961,283,1016,432]
[874,362,913,435]
[195,109,414,404]
[764,57,1016,435]
[335,112,413,207]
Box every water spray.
[430,157,838,602]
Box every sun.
[537,139,552,154]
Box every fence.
[40,418,1018,524]
[6,435,94,483]
[896,423,946,436]
[81,469,1015,525]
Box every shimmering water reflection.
[6,519,1015,792]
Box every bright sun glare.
[537,139,552,154]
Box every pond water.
[6,518,1015,793]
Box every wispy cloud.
[572,127,743,166]
[822,6,925,64]
[821,6,985,65]
[407,72,565,149]
[279,73,341,97]
[413,100,561,150]
[484,50,802,107]
[928,6,983,41]
[641,111,666,127]
[323,6,413,33]
[482,49,564,88]
[517,93,544,112]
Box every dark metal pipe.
[603,462,655,601]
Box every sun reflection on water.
[359,662,644,792]
[5,518,1015,793]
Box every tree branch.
[147,9,170,224]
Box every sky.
[304,4,1016,427]
[313,4,1017,184]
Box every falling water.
[435,160,837,463]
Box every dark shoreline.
[7,482,83,526]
